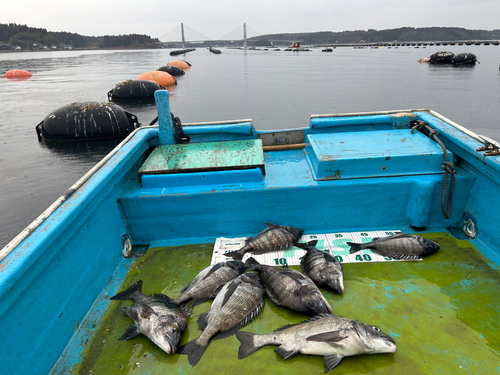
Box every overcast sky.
[1,0,498,40]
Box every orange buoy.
[167,60,190,69]
[137,71,177,86]
[3,69,33,78]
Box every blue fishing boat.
[1,90,499,374]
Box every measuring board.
[211,230,422,266]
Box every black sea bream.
[178,272,264,366]
[347,233,440,260]
[245,257,332,316]
[173,260,245,306]
[236,313,396,373]
[225,223,304,261]
[296,240,344,294]
[110,280,188,354]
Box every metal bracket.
[462,214,478,239]
[121,234,148,258]
[477,135,500,157]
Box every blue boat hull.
[0,91,499,374]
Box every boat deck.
[65,232,500,375]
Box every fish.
[173,260,245,306]
[245,257,332,316]
[225,223,304,261]
[178,272,265,366]
[347,232,440,260]
[110,280,188,354]
[295,240,344,294]
[236,313,396,373]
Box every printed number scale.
[211,230,422,266]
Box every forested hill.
[0,23,160,49]
[1,23,499,50]
[255,27,500,44]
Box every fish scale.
[297,240,344,294]
[178,272,264,366]
[237,313,396,373]
[245,257,332,316]
[225,223,304,261]
[173,260,245,306]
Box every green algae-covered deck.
[71,233,500,374]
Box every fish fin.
[211,283,225,297]
[264,222,278,228]
[346,242,366,254]
[274,345,298,359]
[189,297,211,307]
[251,243,291,255]
[177,339,208,367]
[224,250,244,261]
[110,280,143,301]
[306,331,347,344]
[118,325,141,341]
[221,279,241,308]
[236,331,261,359]
[308,240,319,247]
[204,262,224,278]
[214,300,264,340]
[274,313,334,332]
[386,253,421,260]
[283,270,307,285]
[244,257,260,270]
[122,303,156,321]
[151,293,178,308]
[197,312,209,331]
[324,354,343,373]
[178,303,192,316]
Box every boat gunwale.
[0,109,492,263]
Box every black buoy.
[429,51,455,64]
[451,52,478,66]
[107,79,164,100]
[36,102,140,142]
[208,47,222,54]
[169,48,195,56]
[157,65,185,77]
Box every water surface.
[0,46,499,247]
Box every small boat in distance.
[285,41,311,51]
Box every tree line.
[255,27,500,44]
[0,23,160,49]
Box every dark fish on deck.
[225,223,304,261]
[173,260,245,306]
[110,280,188,354]
[236,313,396,373]
[178,272,264,366]
[296,240,344,294]
[347,233,440,260]
[245,257,332,316]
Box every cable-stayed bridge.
[159,23,262,43]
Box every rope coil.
[411,120,455,219]
[148,113,190,144]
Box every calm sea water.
[0,46,499,248]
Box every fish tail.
[110,280,143,301]
[346,242,365,254]
[177,339,208,366]
[236,331,263,359]
[224,250,244,261]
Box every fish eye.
[172,328,177,334]
[372,326,380,332]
